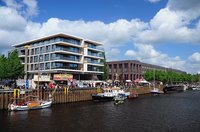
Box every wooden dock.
[0,86,164,110]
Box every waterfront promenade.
[0,86,163,110]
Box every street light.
[24,45,30,80]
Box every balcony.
[54,47,81,54]
[86,60,103,65]
[51,56,80,62]
[51,66,81,70]
[87,52,103,58]
[87,45,104,51]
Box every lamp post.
[24,45,30,80]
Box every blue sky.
[36,0,167,23]
[0,0,200,73]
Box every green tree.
[0,50,25,80]
[7,50,25,79]
[101,52,108,80]
[0,54,7,79]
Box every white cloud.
[167,0,200,21]
[188,52,200,63]
[2,0,38,17]
[124,43,186,71]
[0,0,200,73]
[2,0,22,10]
[125,50,136,57]
[22,0,38,16]
[148,0,161,3]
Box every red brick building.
[107,60,186,82]
[107,60,142,81]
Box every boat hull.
[163,85,184,93]
[91,94,114,101]
[9,100,52,111]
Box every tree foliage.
[101,52,108,80]
[0,50,24,80]
[143,69,200,84]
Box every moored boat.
[114,94,127,105]
[163,85,184,93]
[8,98,52,111]
[91,87,130,102]
[150,88,164,95]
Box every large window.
[45,54,49,61]
[34,56,38,62]
[45,62,50,70]
[46,45,51,52]
[40,63,44,70]
[35,48,39,54]
[69,63,78,69]
[39,55,43,62]
[40,47,44,54]
[52,45,56,51]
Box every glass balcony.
[55,47,81,54]
[88,52,103,57]
[51,66,81,70]
[86,60,103,65]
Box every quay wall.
[0,85,164,110]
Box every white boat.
[8,54,57,111]
[150,69,164,95]
[8,91,55,111]
[114,94,127,105]
[150,88,164,94]
[8,98,52,111]
[92,87,130,101]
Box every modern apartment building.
[107,60,186,82]
[13,33,105,80]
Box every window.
[40,63,44,70]
[45,62,50,70]
[35,48,39,54]
[31,49,34,55]
[39,55,43,62]
[69,63,78,69]
[46,45,51,52]
[52,45,56,51]
[35,64,38,70]
[40,47,44,54]
[30,57,33,63]
[45,54,49,61]
[51,54,56,60]
[34,56,38,62]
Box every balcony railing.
[51,66,81,70]
[88,53,103,58]
[55,48,81,54]
[86,60,103,65]
[51,56,80,62]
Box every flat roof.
[12,32,103,47]
[107,60,141,63]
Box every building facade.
[13,33,105,80]
[107,60,186,82]
[107,60,142,81]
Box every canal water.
[1,91,200,132]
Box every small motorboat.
[92,87,130,102]
[150,87,164,95]
[114,94,127,105]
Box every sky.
[0,0,200,74]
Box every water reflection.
[40,108,52,117]
[1,91,200,132]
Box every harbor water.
[1,90,200,132]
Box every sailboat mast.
[154,69,155,88]
[37,53,40,98]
